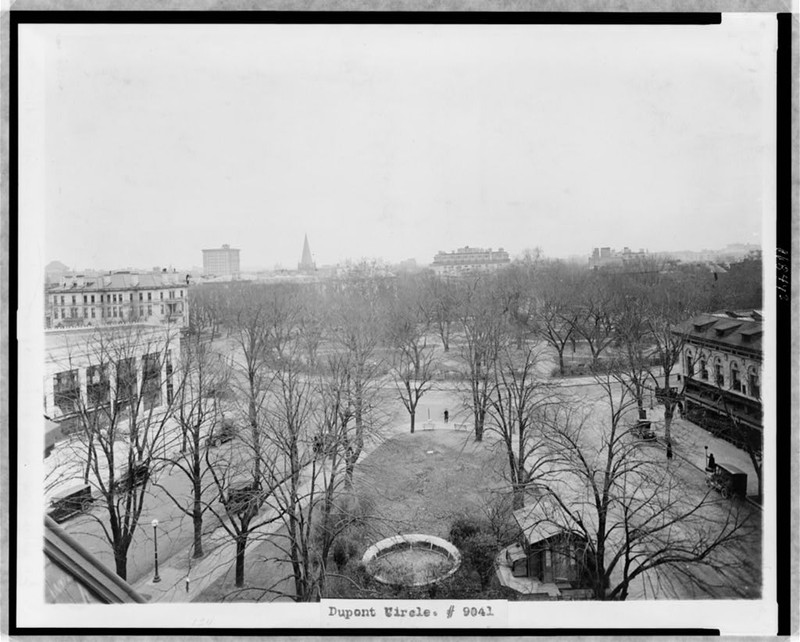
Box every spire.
[298,234,315,272]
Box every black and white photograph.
[10,5,792,634]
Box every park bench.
[423,421,435,431]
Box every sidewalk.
[133,469,317,602]
[643,405,761,500]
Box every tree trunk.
[558,349,565,376]
[474,411,484,442]
[192,508,204,558]
[663,403,674,449]
[512,484,524,510]
[410,412,415,434]
[114,550,127,581]
[235,534,248,587]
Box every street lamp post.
[152,519,161,583]
[704,446,708,470]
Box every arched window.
[730,361,741,392]
[748,366,760,399]
[685,351,694,378]
[699,356,709,381]
[714,358,724,388]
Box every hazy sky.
[25,16,775,271]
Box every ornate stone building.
[673,310,762,443]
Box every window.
[113,307,118,318]
[60,296,65,305]
[748,367,760,399]
[160,291,164,300]
[100,294,104,303]
[83,307,88,318]
[147,292,152,301]
[730,362,741,392]
[54,309,58,319]
[179,289,184,298]
[685,352,694,378]
[83,295,88,304]
[160,305,164,315]
[71,295,76,305]
[87,365,110,408]
[142,353,161,409]
[700,359,708,380]
[115,357,137,409]
[139,292,143,301]
[91,307,95,318]
[129,293,134,301]
[91,295,95,304]
[53,370,80,415]
[70,307,77,318]
[715,360,724,388]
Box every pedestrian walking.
[443,409,449,423]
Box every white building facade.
[431,246,511,276]
[44,323,181,436]
[46,272,189,329]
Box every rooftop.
[674,310,763,353]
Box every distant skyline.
[45,239,761,275]
[22,17,775,271]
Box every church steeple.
[298,234,315,272]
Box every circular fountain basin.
[362,534,461,587]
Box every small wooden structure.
[512,502,597,592]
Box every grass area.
[194,426,512,602]
[353,429,509,540]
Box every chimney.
[103,275,111,287]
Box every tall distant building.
[298,234,316,273]
[203,244,240,278]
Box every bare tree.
[571,275,616,368]
[456,278,508,442]
[152,329,230,559]
[531,372,755,600]
[534,262,581,375]
[328,275,386,485]
[420,272,458,353]
[386,297,436,434]
[49,323,181,580]
[485,344,558,509]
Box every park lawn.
[353,428,510,541]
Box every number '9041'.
[463,606,493,617]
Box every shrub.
[449,515,486,549]
[461,532,499,590]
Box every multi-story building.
[589,246,648,269]
[46,271,188,329]
[203,244,240,278]
[44,323,180,436]
[431,246,510,276]
[673,310,763,444]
